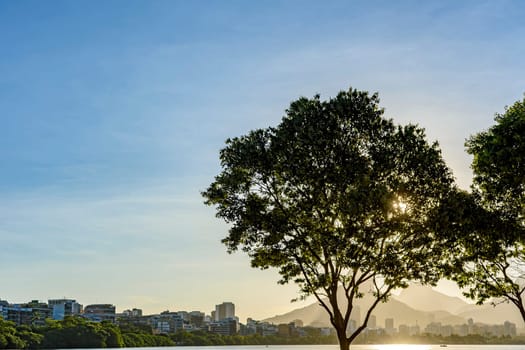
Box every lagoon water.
[120,345,524,350]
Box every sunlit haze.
[376,346,431,350]
[1,1,524,323]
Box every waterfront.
[111,345,525,350]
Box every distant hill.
[394,284,469,314]
[264,285,464,328]
[395,285,523,326]
[263,284,523,330]
[458,302,523,326]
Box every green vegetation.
[2,316,524,348]
[436,97,525,324]
[40,317,124,348]
[462,97,525,322]
[171,330,525,346]
[203,88,456,350]
[171,328,338,346]
[0,318,30,349]
[0,316,174,349]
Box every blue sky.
[1,0,525,322]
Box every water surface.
[122,345,524,350]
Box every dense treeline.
[2,316,524,349]
[170,328,337,346]
[1,316,337,348]
[0,316,337,348]
[0,317,173,349]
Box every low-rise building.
[83,304,116,323]
[398,324,409,336]
[153,311,184,333]
[120,308,143,318]
[209,317,239,336]
[48,299,83,320]
[1,300,52,327]
[189,311,205,328]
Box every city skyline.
[1,1,525,323]
[1,296,519,345]
[1,292,519,338]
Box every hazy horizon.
[1,1,525,323]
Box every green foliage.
[1,315,177,349]
[121,332,174,347]
[117,319,153,334]
[0,318,26,349]
[16,327,44,350]
[102,322,125,348]
[3,315,522,348]
[0,318,43,349]
[168,329,524,346]
[170,329,337,346]
[467,97,525,217]
[37,316,125,348]
[449,96,525,323]
[203,87,455,349]
[121,333,145,347]
[118,321,174,347]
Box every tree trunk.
[335,327,350,350]
[332,315,350,350]
[510,292,525,325]
[517,300,525,325]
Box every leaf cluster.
[466,97,525,219]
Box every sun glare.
[392,196,409,214]
[374,345,432,350]
[397,201,407,213]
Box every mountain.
[458,302,523,326]
[394,284,468,314]
[264,285,465,328]
[395,285,523,326]
[263,285,523,330]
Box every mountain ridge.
[262,285,523,330]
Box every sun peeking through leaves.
[392,196,409,216]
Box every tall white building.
[385,318,395,335]
[351,305,361,326]
[367,315,377,329]
[215,302,235,321]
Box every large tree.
[203,88,455,350]
[454,97,525,322]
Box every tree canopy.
[450,97,525,322]
[203,88,455,350]
[0,318,27,349]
